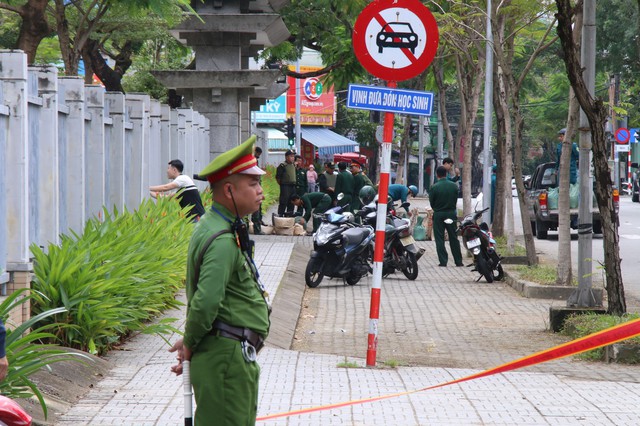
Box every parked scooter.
[449,201,504,283]
[304,201,375,288]
[358,187,423,280]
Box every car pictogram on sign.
[376,22,418,54]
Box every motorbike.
[359,199,423,280]
[451,206,504,283]
[304,204,375,288]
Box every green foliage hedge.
[30,198,193,355]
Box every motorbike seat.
[343,227,371,246]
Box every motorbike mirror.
[444,218,454,225]
[336,193,344,201]
[632,162,639,168]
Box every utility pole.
[569,0,596,307]
[482,0,494,223]
[418,115,425,195]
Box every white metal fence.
[0,50,210,291]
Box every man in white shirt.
[150,159,206,220]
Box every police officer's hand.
[0,356,8,381]
[169,338,185,376]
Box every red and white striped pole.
[366,81,396,367]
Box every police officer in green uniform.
[429,165,463,267]
[169,135,270,425]
[350,160,374,212]
[289,192,332,233]
[334,161,355,211]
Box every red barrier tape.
[257,318,640,421]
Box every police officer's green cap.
[197,135,265,184]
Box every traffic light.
[286,117,295,142]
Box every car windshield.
[383,23,413,32]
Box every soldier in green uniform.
[169,135,270,425]
[276,150,296,216]
[294,155,308,197]
[318,162,337,203]
[429,165,463,267]
[289,192,332,233]
[350,160,374,212]
[334,162,355,211]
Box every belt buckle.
[241,340,257,363]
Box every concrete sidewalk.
[56,219,640,425]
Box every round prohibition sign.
[353,0,439,81]
[615,127,630,144]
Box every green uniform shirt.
[300,192,328,222]
[428,178,459,212]
[352,172,374,210]
[296,167,308,195]
[335,170,355,201]
[184,202,270,351]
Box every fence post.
[125,97,145,210]
[127,94,151,194]
[105,92,126,213]
[181,108,195,177]
[170,108,179,161]
[58,77,85,235]
[149,99,162,189]
[85,85,105,220]
[1,50,31,324]
[160,105,171,174]
[33,65,60,248]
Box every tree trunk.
[84,39,133,93]
[396,115,412,185]
[556,0,626,314]
[15,0,51,64]
[432,60,456,165]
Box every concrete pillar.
[105,92,126,212]
[177,110,187,163]
[160,105,172,173]
[191,87,241,158]
[0,65,9,285]
[58,77,85,236]
[127,94,151,194]
[32,65,60,248]
[85,85,105,220]
[240,99,251,142]
[1,51,31,271]
[180,108,194,176]
[170,109,180,161]
[5,270,31,325]
[149,100,162,189]
[125,97,145,210]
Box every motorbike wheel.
[401,251,419,280]
[476,254,494,283]
[346,275,361,285]
[492,264,504,281]
[305,258,324,288]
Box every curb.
[503,268,604,302]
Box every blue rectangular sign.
[346,84,434,116]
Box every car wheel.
[535,218,548,240]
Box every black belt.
[210,320,265,353]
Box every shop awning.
[301,127,358,156]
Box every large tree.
[556,0,625,314]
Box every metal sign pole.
[366,80,396,367]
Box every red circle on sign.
[615,127,630,144]
[353,0,439,81]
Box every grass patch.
[494,236,526,256]
[513,264,578,286]
[561,313,640,361]
[336,360,361,368]
[382,359,407,368]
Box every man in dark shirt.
[429,166,463,267]
[317,162,337,204]
[275,150,296,216]
[334,162,355,212]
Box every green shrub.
[513,264,577,286]
[30,198,192,355]
[0,289,90,419]
[561,313,640,361]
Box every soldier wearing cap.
[276,150,297,216]
[168,135,270,425]
[294,154,308,197]
[350,160,374,212]
[334,161,355,211]
[318,161,338,203]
